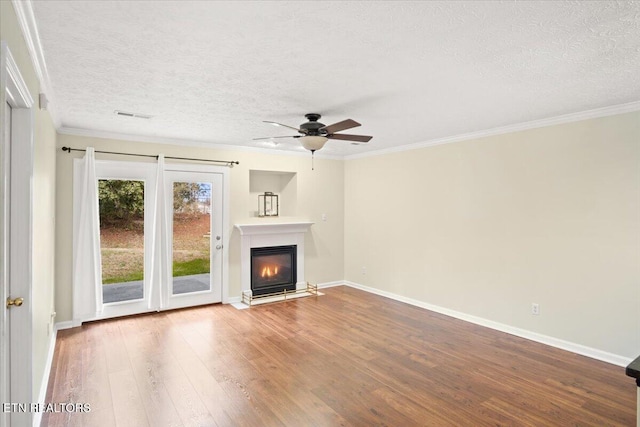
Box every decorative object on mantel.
[258,192,279,217]
[241,282,319,307]
[254,113,373,170]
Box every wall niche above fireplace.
[249,170,297,217]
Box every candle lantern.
[258,192,279,217]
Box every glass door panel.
[98,179,145,304]
[172,181,211,295]
[166,170,223,309]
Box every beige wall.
[55,134,345,322]
[1,2,58,401]
[345,111,640,359]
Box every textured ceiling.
[31,1,640,157]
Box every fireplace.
[251,245,297,296]
[235,221,313,296]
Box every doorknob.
[216,245,222,250]
[6,297,24,308]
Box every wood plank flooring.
[42,286,636,426]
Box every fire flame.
[261,265,279,278]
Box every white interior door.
[0,101,11,427]
[165,168,224,309]
[1,42,34,427]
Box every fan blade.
[253,135,299,141]
[327,133,372,143]
[321,119,361,134]
[263,121,305,133]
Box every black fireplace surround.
[250,245,297,296]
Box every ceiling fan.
[254,113,373,153]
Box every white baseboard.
[226,296,241,304]
[54,320,78,330]
[343,281,632,368]
[53,281,630,367]
[33,327,57,427]
[317,280,345,289]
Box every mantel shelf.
[234,221,314,236]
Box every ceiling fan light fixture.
[256,114,371,156]
[299,135,328,151]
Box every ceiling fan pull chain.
[311,150,315,170]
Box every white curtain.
[149,155,169,309]
[72,147,103,320]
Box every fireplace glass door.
[251,245,296,296]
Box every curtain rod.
[61,146,239,167]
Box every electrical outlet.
[531,303,540,315]
[362,266,367,275]
[321,213,327,222]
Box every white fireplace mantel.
[235,221,314,294]
[234,221,314,236]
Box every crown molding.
[60,99,640,162]
[11,0,61,127]
[345,101,640,160]
[57,126,344,160]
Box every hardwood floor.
[42,286,635,426]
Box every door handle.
[216,245,222,250]
[6,297,24,309]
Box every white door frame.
[164,162,230,305]
[72,159,230,323]
[0,42,35,427]
[164,167,224,309]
